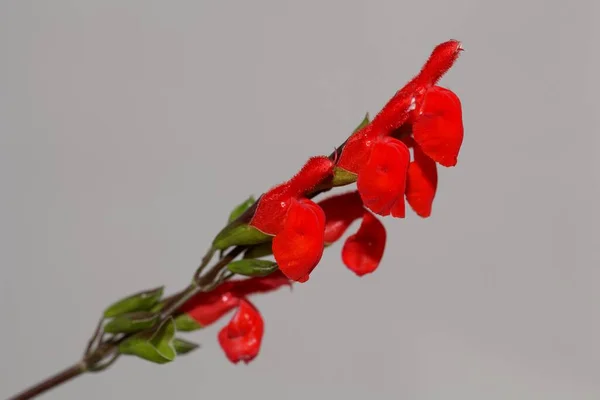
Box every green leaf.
[119,318,177,364]
[104,312,159,334]
[103,287,164,318]
[244,242,274,259]
[212,221,271,250]
[174,313,203,332]
[173,338,200,355]
[228,196,256,223]
[352,112,370,134]
[227,259,278,277]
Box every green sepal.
[174,313,203,332]
[119,318,177,364]
[104,311,159,334]
[227,259,278,277]
[173,338,200,355]
[103,287,164,318]
[228,196,256,223]
[331,166,358,187]
[352,112,370,134]
[212,221,271,250]
[244,242,274,259]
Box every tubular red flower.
[406,145,438,218]
[342,210,386,276]
[218,299,264,364]
[179,271,290,327]
[272,198,326,282]
[412,86,464,167]
[356,136,410,217]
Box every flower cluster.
[207,39,464,363]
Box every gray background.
[1,1,599,399]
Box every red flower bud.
[218,299,264,364]
[272,198,326,282]
[406,145,438,218]
[179,271,290,327]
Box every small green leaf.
[352,112,370,134]
[212,221,271,250]
[174,313,203,332]
[331,166,358,187]
[148,301,165,313]
[103,287,164,318]
[119,318,177,364]
[228,196,256,223]
[104,312,159,334]
[173,338,200,355]
[244,242,274,259]
[227,259,278,277]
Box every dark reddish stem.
[8,363,86,400]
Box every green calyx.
[212,220,272,250]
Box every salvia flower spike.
[17,41,467,398]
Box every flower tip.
[416,40,463,87]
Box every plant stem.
[7,246,244,400]
[7,363,86,400]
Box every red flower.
[218,299,264,364]
[318,191,386,276]
[336,40,463,218]
[250,156,333,282]
[179,271,290,327]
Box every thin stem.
[7,362,86,400]
[84,317,104,356]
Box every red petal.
[390,194,406,218]
[342,211,387,276]
[183,291,240,327]
[180,272,290,327]
[272,198,326,282]
[317,191,364,244]
[413,86,464,167]
[231,270,292,298]
[218,299,264,364]
[356,137,410,217]
[406,145,438,218]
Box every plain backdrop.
[1,1,599,399]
